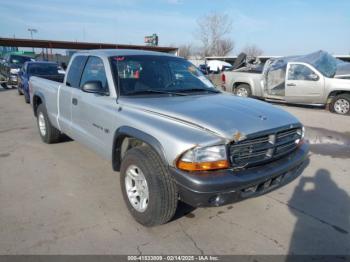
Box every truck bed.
[30,76,62,129]
[33,74,64,83]
[220,69,264,96]
[232,66,263,74]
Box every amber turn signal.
[177,160,230,172]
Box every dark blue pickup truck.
[18,61,64,103]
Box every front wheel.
[330,94,350,115]
[120,146,178,227]
[36,104,61,143]
[234,84,251,97]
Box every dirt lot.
[0,87,349,255]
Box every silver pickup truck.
[221,51,350,115]
[30,49,309,226]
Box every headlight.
[295,126,305,145]
[10,68,20,74]
[177,145,229,171]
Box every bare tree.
[178,44,193,59]
[195,12,234,57]
[216,39,235,56]
[241,44,264,57]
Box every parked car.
[207,60,232,73]
[0,54,33,89]
[198,64,210,75]
[30,49,309,226]
[221,51,350,115]
[18,61,64,103]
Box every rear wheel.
[17,86,23,95]
[36,104,61,143]
[24,93,30,104]
[234,84,251,97]
[120,146,178,227]
[330,94,350,115]
[1,82,9,89]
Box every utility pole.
[28,28,38,53]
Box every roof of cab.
[26,61,57,64]
[73,49,177,58]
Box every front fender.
[112,126,167,171]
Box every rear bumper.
[170,142,309,207]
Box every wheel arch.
[32,91,46,117]
[327,90,350,101]
[112,126,168,172]
[328,90,350,114]
[232,82,252,92]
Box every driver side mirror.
[81,80,108,95]
[309,73,319,81]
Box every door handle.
[72,98,78,105]
[287,83,296,87]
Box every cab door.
[285,62,324,104]
[71,56,113,158]
[58,55,87,136]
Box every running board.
[264,98,325,107]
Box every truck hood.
[121,93,300,141]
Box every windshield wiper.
[175,88,221,94]
[127,89,187,96]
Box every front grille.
[229,127,301,168]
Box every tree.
[241,44,264,57]
[178,44,193,59]
[195,12,234,57]
[216,39,235,57]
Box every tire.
[330,94,350,115]
[36,104,61,143]
[234,84,251,97]
[1,82,9,89]
[18,86,23,95]
[120,146,178,227]
[24,93,30,104]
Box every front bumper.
[170,142,309,207]
[8,74,18,85]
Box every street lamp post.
[27,28,38,52]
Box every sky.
[0,0,349,56]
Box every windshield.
[10,55,31,65]
[28,63,59,75]
[110,55,216,96]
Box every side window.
[66,56,87,88]
[80,56,108,93]
[288,64,318,81]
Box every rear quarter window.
[66,56,88,88]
